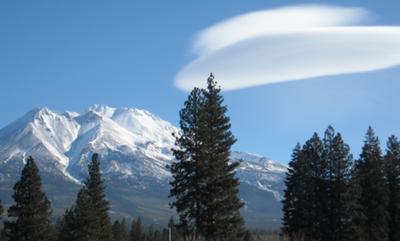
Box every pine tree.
[281,143,303,239]
[73,188,99,241]
[320,126,335,241]
[282,142,317,241]
[170,74,247,241]
[5,156,53,241]
[59,153,113,241]
[169,87,205,240]
[384,135,400,241]
[113,219,129,241]
[199,74,246,241]
[300,133,325,241]
[130,217,145,241]
[324,129,353,241]
[352,127,389,241]
[85,153,113,241]
[347,161,367,241]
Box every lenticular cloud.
[175,5,400,91]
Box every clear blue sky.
[1,0,400,163]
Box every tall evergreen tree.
[58,153,113,241]
[282,143,305,240]
[85,153,113,241]
[346,168,367,241]
[384,135,400,241]
[73,188,99,241]
[352,127,389,241]
[170,74,246,241]
[301,133,325,241]
[321,126,335,241]
[5,156,53,241]
[169,87,205,240]
[198,74,245,241]
[282,141,318,241]
[112,219,129,241]
[323,129,353,241]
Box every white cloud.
[175,5,400,91]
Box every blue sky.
[1,0,400,163]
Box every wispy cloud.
[175,5,400,91]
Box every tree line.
[282,126,400,241]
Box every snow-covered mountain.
[0,105,287,228]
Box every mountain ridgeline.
[0,104,286,229]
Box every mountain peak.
[87,104,116,118]
[23,107,53,119]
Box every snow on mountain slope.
[232,151,287,200]
[0,108,80,182]
[66,107,176,182]
[0,105,287,199]
[0,108,79,165]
